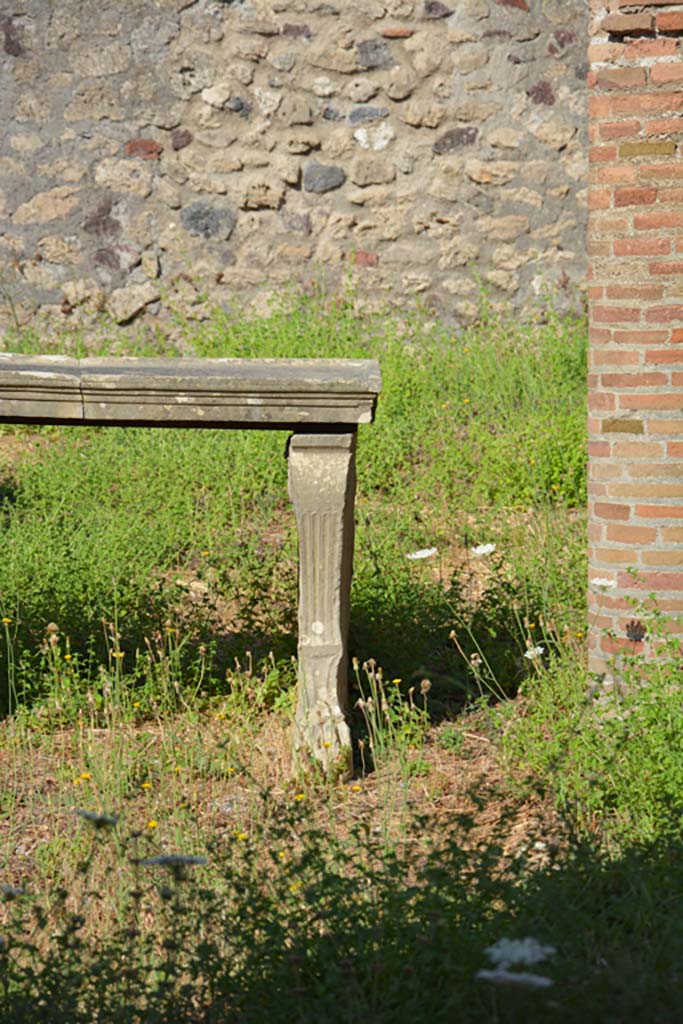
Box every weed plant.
[503,601,683,849]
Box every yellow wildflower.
[146,819,158,829]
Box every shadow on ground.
[3,798,683,1024]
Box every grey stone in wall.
[0,0,588,333]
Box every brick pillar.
[588,2,683,680]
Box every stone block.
[303,162,347,193]
[94,158,153,198]
[180,201,238,239]
[13,186,81,225]
[353,124,396,151]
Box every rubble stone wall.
[0,0,588,330]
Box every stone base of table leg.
[288,432,356,776]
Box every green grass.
[0,291,587,717]
[5,292,683,1021]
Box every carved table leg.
[288,432,356,775]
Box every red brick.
[612,93,683,115]
[597,67,647,90]
[659,188,683,203]
[591,348,642,366]
[589,327,614,344]
[589,188,612,210]
[591,462,624,481]
[639,163,683,181]
[615,329,668,344]
[606,524,658,544]
[589,95,612,118]
[671,371,683,386]
[601,371,668,387]
[600,120,642,140]
[613,237,671,255]
[589,43,625,63]
[651,418,683,430]
[619,570,683,591]
[597,164,637,185]
[645,348,683,363]
[634,210,683,229]
[595,502,631,520]
[606,284,663,299]
[612,441,666,459]
[592,305,642,322]
[643,118,683,137]
[590,145,618,163]
[634,505,683,520]
[629,462,683,478]
[672,329,683,342]
[669,442,683,457]
[589,440,612,457]
[601,13,654,34]
[612,483,683,499]
[588,240,612,257]
[589,390,618,411]
[650,261,683,276]
[592,217,630,239]
[657,11,683,32]
[615,187,658,206]
[651,64,683,86]
[645,305,683,323]
[619,392,683,408]
[624,38,678,59]
[593,546,638,563]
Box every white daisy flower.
[471,543,496,557]
[406,547,438,561]
[592,578,617,590]
[485,936,556,969]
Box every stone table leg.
[288,432,356,776]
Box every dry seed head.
[420,678,432,696]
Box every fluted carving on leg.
[288,432,356,775]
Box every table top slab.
[0,355,381,428]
